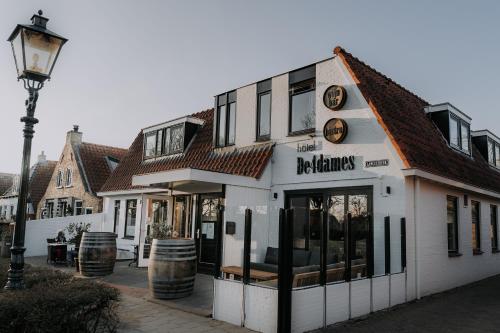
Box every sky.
[1,0,499,173]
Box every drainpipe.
[413,176,420,299]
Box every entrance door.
[196,194,221,273]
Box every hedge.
[0,258,119,333]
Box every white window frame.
[65,168,73,187]
[74,200,83,216]
[56,170,64,188]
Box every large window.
[256,79,271,141]
[289,65,316,135]
[287,188,372,287]
[449,115,470,154]
[143,124,186,159]
[215,91,236,147]
[472,200,481,254]
[491,205,498,252]
[124,200,137,238]
[447,196,459,254]
[113,200,121,234]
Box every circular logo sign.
[323,85,347,111]
[323,118,348,144]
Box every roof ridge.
[81,141,128,151]
[334,46,429,105]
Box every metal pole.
[278,208,293,333]
[5,84,40,290]
[242,209,252,285]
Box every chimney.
[37,151,47,164]
[66,125,82,145]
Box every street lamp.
[5,10,67,290]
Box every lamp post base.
[4,246,26,290]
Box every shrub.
[0,258,119,333]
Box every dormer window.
[472,130,500,169]
[426,103,471,155]
[143,117,202,160]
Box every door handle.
[196,228,200,239]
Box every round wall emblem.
[323,85,347,111]
[323,118,348,144]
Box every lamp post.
[5,10,67,290]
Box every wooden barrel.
[148,239,197,299]
[78,232,117,277]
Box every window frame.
[113,200,121,234]
[215,91,237,148]
[124,199,137,239]
[74,200,83,216]
[447,195,460,255]
[471,200,482,254]
[56,170,64,188]
[65,168,72,187]
[288,78,316,136]
[448,114,470,155]
[256,79,272,142]
[143,124,187,160]
[491,205,498,252]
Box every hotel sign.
[323,85,347,111]
[323,118,348,144]
[297,154,355,175]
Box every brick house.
[0,152,56,221]
[38,126,127,219]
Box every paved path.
[117,294,251,333]
[317,274,500,333]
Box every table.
[47,243,68,265]
[221,265,277,282]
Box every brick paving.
[316,274,500,333]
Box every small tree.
[151,222,173,240]
[65,222,91,248]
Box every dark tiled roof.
[335,46,500,193]
[78,143,128,194]
[29,161,57,211]
[100,109,274,192]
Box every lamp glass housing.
[9,25,65,82]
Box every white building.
[99,46,500,332]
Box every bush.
[0,259,119,333]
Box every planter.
[148,239,197,299]
[78,232,117,277]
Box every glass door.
[196,194,221,272]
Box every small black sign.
[365,159,389,168]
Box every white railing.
[24,213,104,257]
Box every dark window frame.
[113,200,121,234]
[472,200,482,254]
[256,79,272,142]
[491,205,498,252]
[285,186,374,285]
[288,78,316,136]
[447,195,460,255]
[449,114,470,155]
[124,199,137,239]
[143,124,187,160]
[215,91,237,148]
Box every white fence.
[25,214,104,257]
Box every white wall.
[24,213,104,257]
[223,185,272,267]
[414,179,500,297]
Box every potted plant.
[148,223,197,299]
[66,222,91,269]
